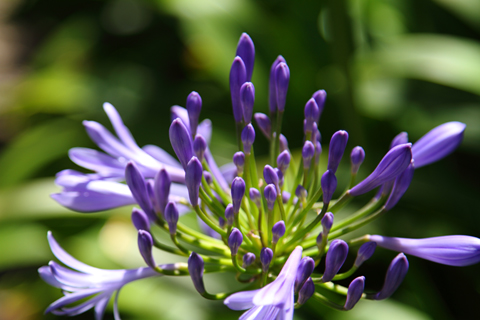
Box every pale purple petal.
[69,148,125,175]
[142,144,182,168]
[224,289,261,310]
[103,102,139,151]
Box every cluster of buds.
[41,33,478,320]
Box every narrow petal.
[69,148,125,175]
[142,144,182,168]
[103,102,139,151]
[224,289,261,310]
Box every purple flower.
[277,150,291,175]
[164,202,179,235]
[350,146,365,175]
[384,160,415,211]
[272,221,286,244]
[193,134,207,162]
[254,113,271,138]
[138,230,156,268]
[131,208,150,231]
[260,247,274,272]
[390,132,409,149]
[369,235,480,266]
[236,33,255,82]
[230,56,247,123]
[323,239,348,282]
[321,212,334,234]
[412,121,466,168]
[295,257,315,293]
[328,130,349,174]
[304,98,319,133]
[233,151,245,175]
[349,143,412,196]
[354,242,377,268]
[225,204,235,226]
[224,246,303,320]
[185,157,203,207]
[242,124,256,154]
[186,91,202,136]
[312,89,326,122]
[39,232,171,319]
[126,162,156,221]
[269,56,286,114]
[169,118,194,170]
[302,141,315,170]
[228,228,244,255]
[231,177,246,214]
[249,188,261,208]
[263,165,279,186]
[243,253,256,268]
[263,184,277,211]
[241,82,255,123]
[297,278,315,305]
[275,62,290,112]
[321,170,337,205]
[344,276,365,310]
[373,253,409,300]
[154,168,171,214]
[188,252,206,294]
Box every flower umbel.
[41,33,477,320]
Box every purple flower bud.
[219,216,226,228]
[263,184,277,211]
[316,232,324,247]
[304,98,319,133]
[279,134,289,152]
[230,57,247,123]
[242,252,256,268]
[186,157,203,207]
[312,89,327,122]
[241,124,255,154]
[328,130,349,174]
[344,276,365,310]
[138,230,155,269]
[132,208,150,231]
[225,204,234,226]
[240,82,255,123]
[263,165,279,186]
[323,239,349,282]
[295,185,307,201]
[269,56,286,114]
[154,169,170,214]
[295,257,315,292]
[171,105,190,130]
[384,160,415,211]
[412,121,466,168]
[390,132,409,149]
[228,228,243,255]
[164,202,179,235]
[374,253,409,300]
[349,144,412,196]
[321,170,337,205]
[302,140,315,170]
[321,212,334,234]
[272,221,286,243]
[236,33,255,82]
[276,150,291,175]
[193,134,207,162]
[275,168,284,187]
[254,113,271,138]
[350,146,365,175]
[169,118,194,170]
[282,190,290,204]
[260,247,273,272]
[275,62,290,112]
[315,141,322,166]
[188,252,206,294]
[370,235,480,266]
[231,177,246,214]
[233,152,245,176]
[354,242,377,268]
[249,188,261,208]
[297,278,315,305]
[126,162,156,221]
[203,171,212,184]
[186,91,202,136]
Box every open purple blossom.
[369,235,480,266]
[39,232,171,319]
[224,246,303,320]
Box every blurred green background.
[0,0,480,319]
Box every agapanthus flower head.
[412,121,466,168]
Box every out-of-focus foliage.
[0,0,479,319]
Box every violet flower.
[241,82,255,123]
[230,56,247,123]
[369,235,480,266]
[236,33,255,82]
[224,246,303,320]
[328,130,349,174]
[269,56,286,114]
[39,232,171,319]
[186,91,202,136]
